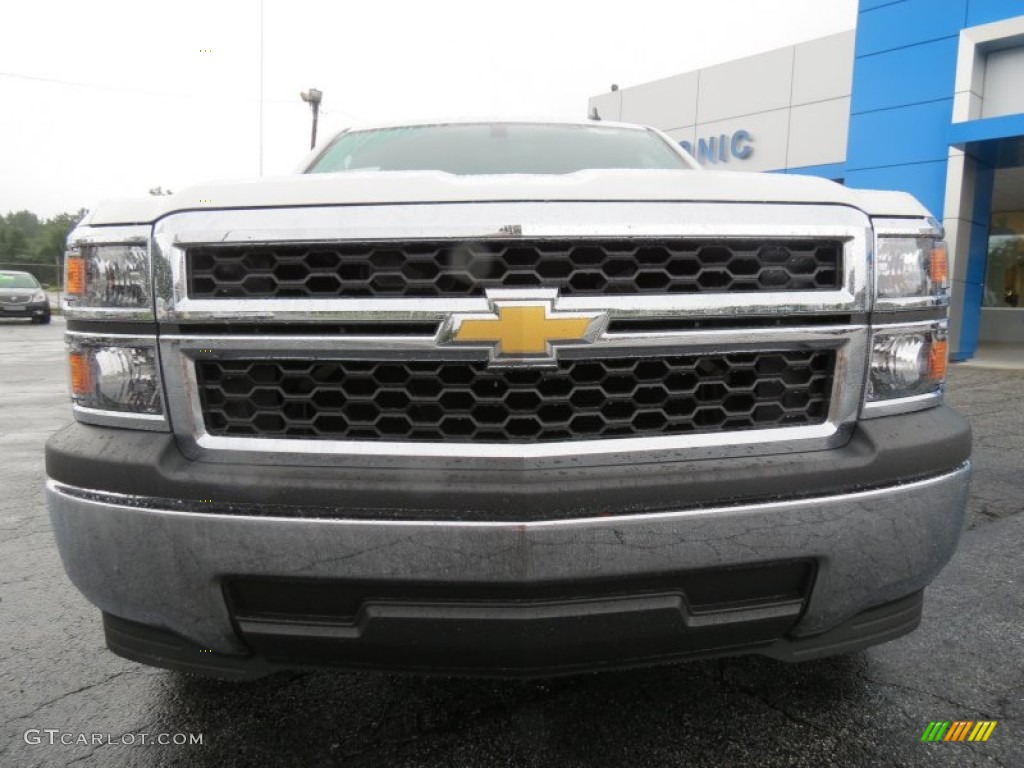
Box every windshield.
[0,272,40,289]
[306,123,690,175]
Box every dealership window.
[984,213,1024,307]
[983,168,1024,309]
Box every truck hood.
[83,169,932,226]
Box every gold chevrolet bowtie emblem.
[446,297,606,366]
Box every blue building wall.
[845,0,965,218]
[845,0,1024,359]
[779,162,846,181]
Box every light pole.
[300,88,323,150]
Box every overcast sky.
[0,0,858,218]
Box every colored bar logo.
[920,721,997,742]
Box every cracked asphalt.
[1,317,1021,767]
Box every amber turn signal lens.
[928,338,948,381]
[69,352,92,396]
[929,245,949,287]
[66,257,85,295]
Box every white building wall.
[588,90,622,122]
[589,31,855,173]
[619,72,699,129]
[981,45,1024,119]
[788,98,851,168]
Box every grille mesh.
[187,239,842,298]
[196,351,835,443]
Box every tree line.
[0,209,87,287]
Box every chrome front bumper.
[48,463,971,658]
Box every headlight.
[62,223,164,430]
[66,244,149,309]
[63,225,153,319]
[67,337,164,417]
[867,324,947,403]
[875,237,948,301]
[31,291,46,302]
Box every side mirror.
[40,283,50,290]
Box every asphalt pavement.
[0,316,1021,767]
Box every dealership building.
[589,1,1024,361]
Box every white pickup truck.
[47,119,970,678]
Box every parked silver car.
[0,271,51,324]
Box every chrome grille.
[187,238,842,299]
[195,351,835,443]
[157,203,873,462]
